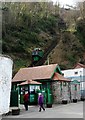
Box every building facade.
[62,63,85,99]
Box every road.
[2,101,83,118]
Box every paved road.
[3,101,83,118]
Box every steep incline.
[32,33,60,66]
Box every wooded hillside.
[2,2,85,74]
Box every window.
[74,72,78,74]
[63,82,66,86]
[62,73,64,76]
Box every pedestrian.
[38,93,45,112]
[23,92,29,111]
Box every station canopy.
[19,80,42,86]
[71,80,80,84]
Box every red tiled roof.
[19,80,42,85]
[74,63,85,69]
[52,73,70,82]
[12,64,58,82]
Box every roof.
[19,80,42,86]
[52,73,70,82]
[71,80,80,84]
[74,63,85,69]
[12,64,58,82]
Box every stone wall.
[71,84,81,101]
[51,81,70,104]
[62,82,70,102]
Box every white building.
[62,63,85,99]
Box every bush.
[76,19,85,46]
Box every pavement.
[2,101,84,118]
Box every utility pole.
[47,56,50,65]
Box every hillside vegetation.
[2,2,85,75]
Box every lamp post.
[80,71,83,91]
[80,70,84,100]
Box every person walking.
[23,92,29,111]
[38,93,45,112]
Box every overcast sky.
[53,0,84,6]
[1,0,84,4]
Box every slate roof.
[74,63,85,69]
[52,72,70,82]
[12,64,58,82]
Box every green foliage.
[2,2,60,74]
[59,64,67,70]
[14,59,28,68]
[2,2,85,74]
[32,15,58,34]
[67,54,76,64]
[76,19,85,47]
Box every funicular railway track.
[32,33,60,66]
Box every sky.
[1,0,84,5]
[53,0,84,7]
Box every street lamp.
[80,70,84,100]
[80,71,83,91]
